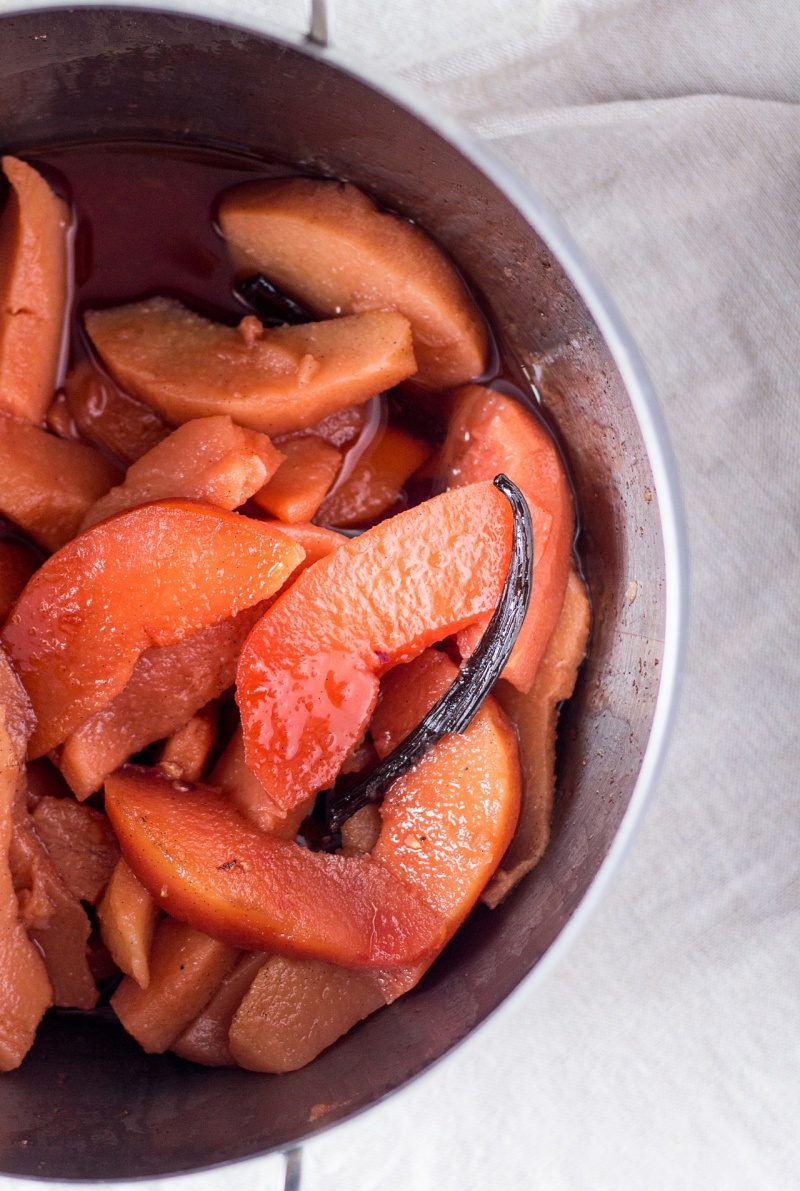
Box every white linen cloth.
[3,0,800,1187]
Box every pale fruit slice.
[339,805,381,857]
[0,650,51,1069]
[229,956,385,1074]
[80,415,283,530]
[97,858,158,990]
[2,500,303,758]
[0,156,70,423]
[0,413,121,553]
[59,607,262,800]
[30,796,119,904]
[219,177,487,388]
[85,298,416,434]
[10,798,98,1009]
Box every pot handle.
[284,1146,303,1190]
[308,0,330,46]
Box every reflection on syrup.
[322,394,386,499]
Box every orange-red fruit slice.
[370,647,455,759]
[0,650,52,1069]
[2,500,304,758]
[250,434,341,523]
[85,297,416,435]
[316,424,432,528]
[104,766,445,968]
[253,520,347,567]
[371,651,520,931]
[440,385,575,692]
[357,650,521,1007]
[55,520,343,800]
[0,540,39,623]
[237,480,512,813]
[209,725,312,836]
[63,359,170,463]
[224,648,521,1071]
[81,414,284,530]
[0,156,70,423]
[58,607,263,800]
[218,177,487,388]
[238,478,511,814]
[0,413,121,553]
[483,567,590,907]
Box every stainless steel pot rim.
[0,0,689,1170]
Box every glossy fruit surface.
[440,385,575,692]
[63,360,169,463]
[105,766,446,968]
[59,607,262,799]
[237,480,512,812]
[371,650,521,932]
[316,424,431,528]
[0,540,38,623]
[2,500,303,757]
[251,434,341,523]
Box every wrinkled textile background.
[2,0,799,1187]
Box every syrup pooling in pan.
[0,142,590,1072]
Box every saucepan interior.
[0,5,684,1181]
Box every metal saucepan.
[0,3,687,1181]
